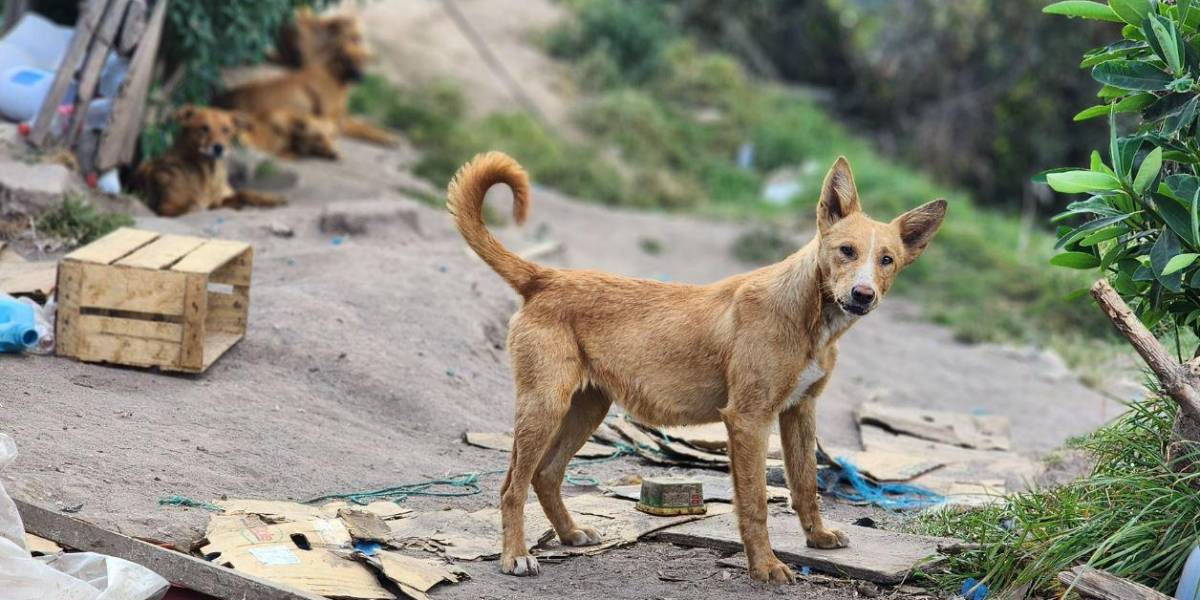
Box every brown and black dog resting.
[447,151,947,583]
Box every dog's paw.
[805,527,850,549]
[561,526,603,547]
[749,558,795,584]
[500,554,540,577]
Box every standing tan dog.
[448,152,946,583]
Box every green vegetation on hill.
[351,0,1111,352]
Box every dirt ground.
[0,2,1136,597]
[2,138,1128,598]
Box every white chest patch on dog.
[785,361,826,409]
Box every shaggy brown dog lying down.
[220,10,395,148]
[134,106,285,217]
[448,152,947,583]
[238,109,340,160]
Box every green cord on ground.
[159,495,224,512]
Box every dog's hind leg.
[532,387,611,547]
[499,332,584,577]
[779,377,849,550]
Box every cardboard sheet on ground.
[387,494,731,562]
[609,416,784,468]
[823,446,944,482]
[0,258,56,300]
[653,511,954,584]
[661,422,785,458]
[202,499,453,599]
[463,431,616,459]
[855,402,1011,451]
[603,474,791,504]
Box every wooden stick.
[1090,279,1200,424]
[14,498,326,600]
[96,0,168,171]
[1058,566,1172,600]
[29,0,110,147]
[66,0,133,147]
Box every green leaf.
[1192,185,1200,252]
[1111,0,1153,24]
[1047,170,1123,193]
[1055,213,1136,249]
[1093,60,1172,90]
[1073,93,1157,121]
[1043,0,1124,21]
[1149,16,1183,74]
[1051,252,1102,269]
[1162,253,1199,275]
[1090,150,1105,172]
[1082,224,1131,246]
[1134,147,1163,194]
[1157,195,1200,245]
[1151,229,1186,291]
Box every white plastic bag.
[0,433,169,600]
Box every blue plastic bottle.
[0,296,39,352]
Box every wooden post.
[95,0,167,171]
[1091,279,1200,468]
[28,0,111,148]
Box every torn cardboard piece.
[654,511,955,584]
[662,422,785,458]
[463,431,616,459]
[823,447,944,482]
[0,260,56,300]
[387,494,731,562]
[199,498,457,600]
[855,402,1011,451]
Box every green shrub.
[1045,0,1200,354]
[544,0,668,83]
[163,1,334,103]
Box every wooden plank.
[199,331,242,371]
[117,0,147,54]
[96,0,168,170]
[55,260,83,358]
[13,498,327,600]
[75,313,182,342]
[173,240,251,275]
[76,331,180,367]
[79,263,185,315]
[179,273,207,370]
[29,0,109,147]
[1057,566,1171,600]
[205,290,248,333]
[116,235,207,269]
[66,0,132,146]
[653,512,952,584]
[65,227,160,264]
[208,247,253,286]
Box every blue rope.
[817,456,944,510]
[158,495,225,512]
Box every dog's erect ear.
[174,105,196,125]
[232,112,253,132]
[892,199,947,265]
[817,156,862,233]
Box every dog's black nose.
[851,286,875,304]
[211,144,225,158]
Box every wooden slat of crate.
[75,333,181,368]
[78,263,186,316]
[65,228,160,265]
[173,240,251,275]
[75,314,182,342]
[115,235,207,269]
[206,292,248,333]
[203,332,242,371]
[180,273,208,371]
[56,260,83,357]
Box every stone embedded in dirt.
[319,199,421,236]
[0,161,75,213]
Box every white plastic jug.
[0,66,54,121]
[1179,545,1200,600]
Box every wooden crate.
[56,228,253,373]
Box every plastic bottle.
[0,295,39,352]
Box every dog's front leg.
[222,190,287,209]
[721,401,794,584]
[778,376,850,550]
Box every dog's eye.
[881,255,894,266]
[839,245,856,259]
[201,124,210,134]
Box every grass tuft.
[36,195,135,248]
[910,392,1200,595]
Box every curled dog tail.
[447,152,544,297]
